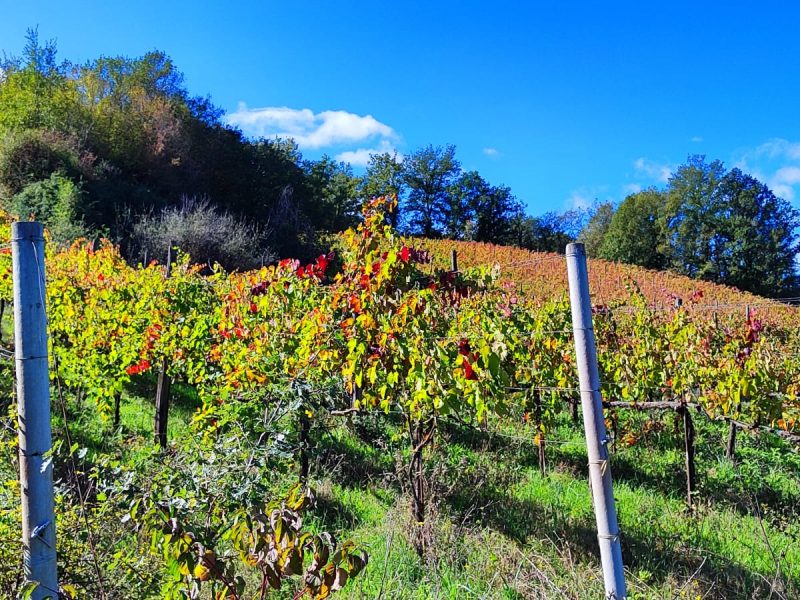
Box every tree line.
[0,31,797,296]
[0,32,528,266]
[578,156,800,298]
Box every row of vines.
[0,197,799,598]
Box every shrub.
[0,129,82,198]
[132,197,273,271]
[11,172,90,245]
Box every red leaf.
[463,359,477,380]
[315,254,329,275]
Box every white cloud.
[771,183,795,201]
[335,140,401,167]
[768,166,800,201]
[733,139,800,203]
[483,147,499,157]
[567,192,593,210]
[753,138,800,161]
[335,148,375,167]
[633,157,673,183]
[622,183,642,195]
[225,104,398,149]
[691,136,703,143]
[565,188,608,211]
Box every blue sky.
[2,0,800,215]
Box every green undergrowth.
[305,408,799,599]
[1,387,799,599]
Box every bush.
[0,129,82,198]
[132,197,274,271]
[11,172,90,245]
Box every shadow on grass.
[314,429,397,491]
[441,417,800,524]
[123,372,201,411]
[313,492,363,531]
[443,482,797,599]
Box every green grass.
[2,384,798,599]
[303,409,799,599]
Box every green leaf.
[19,580,39,600]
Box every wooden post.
[299,410,310,482]
[113,393,121,429]
[534,390,546,476]
[410,421,428,557]
[12,222,59,598]
[450,249,458,272]
[154,243,174,449]
[570,397,579,424]
[681,405,697,507]
[725,420,737,462]
[566,243,627,599]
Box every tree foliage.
[359,151,405,227]
[402,145,460,237]
[600,189,666,269]
[578,202,613,257]
[662,156,799,296]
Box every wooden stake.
[154,243,174,449]
[299,409,310,482]
[681,405,697,507]
[12,222,58,597]
[113,393,121,429]
[534,390,546,476]
[726,420,737,462]
[566,242,627,598]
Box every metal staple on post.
[13,221,59,598]
[566,242,627,599]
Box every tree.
[661,156,727,280]
[402,145,460,237]
[715,169,799,295]
[578,202,614,257]
[444,170,481,239]
[445,171,521,243]
[360,151,405,227]
[599,189,666,269]
[510,211,575,253]
[11,172,89,244]
[0,29,78,134]
[303,155,360,232]
[660,156,799,296]
[75,52,189,176]
[472,183,520,245]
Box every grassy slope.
[46,392,798,599]
[308,409,799,600]
[3,241,799,599]
[418,239,799,324]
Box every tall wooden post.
[13,222,59,598]
[681,406,697,507]
[566,243,627,599]
[154,244,174,449]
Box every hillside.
[0,206,797,599]
[421,238,800,324]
